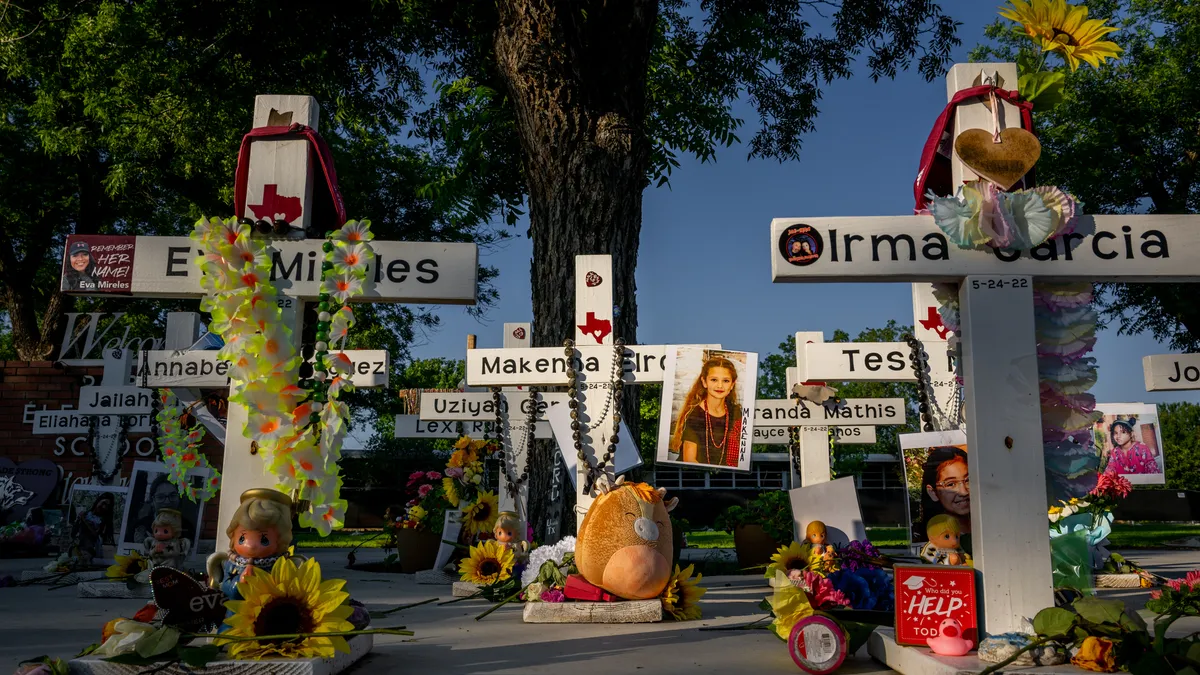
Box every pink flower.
[426,471,442,480]
[446,467,464,479]
[418,484,433,498]
[805,571,850,610]
[407,471,426,487]
[541,588,566,603]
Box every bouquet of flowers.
[443,436,501,539]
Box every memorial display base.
[522,600,662,624]
[67,634,373,675]
[414,569,459,585]
[20,569,106,585]
[869,628,1092,674]
[451,581,481,597]
[78,581,153,599]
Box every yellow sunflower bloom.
[462,490,499,536]
[660,564,707,621]
[999,0,1121,70]
[459,540,515,585]
[454,435,472,451]
[448,446,478,469]
[442,477,461,506]
[769,581,815,641]
[765,541,813,580]
[106,551,148,579]
[219,557,354,660]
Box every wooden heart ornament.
[953,128,1041,190]
[150,567,227,632]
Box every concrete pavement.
[1,547,1196,674]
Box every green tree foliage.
[972,1,1200,349]
[0,1,511,360]
[756,321,920,475]
[1158,401,1200,492]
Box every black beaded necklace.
[87,415,130,483]
[490,386,539,504]
[563,337,625,492]
[905,334,938,432]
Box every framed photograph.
[900,430,969,548]
[116,461,210,558]
[1093,403,1165,485]
[656,347,758,472]
[60,234,136,294]
[67,484,128,564]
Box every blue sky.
[409,0,1200,407]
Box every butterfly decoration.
[149,567,227,633]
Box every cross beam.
[1144,354,1200,391]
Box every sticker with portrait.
[900,430,970,548]
[116,461,211,558]
[656,347,758,472]
[60,234,136,294]
[1092,403,1165,485]
[67,484,129,565]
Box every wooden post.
[948,63,1053,634]
[784,364,831,487]
[244,95,319,234]
[911,284,960,430]
[572,255,615,526]
[216,96,318,554]
[500,323,532,524]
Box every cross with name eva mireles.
[61,95,479,552]
[771,62,1200,636]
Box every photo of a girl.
[62,240,98,291]
[657,347,758,472]
[901,430,971,552]
[1092,404,1165,485]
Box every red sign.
[893,564,977,647]
[61,234,136,295]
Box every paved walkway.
[1,547,1196,674]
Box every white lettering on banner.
[753,399,906,426]
[77,386,154,414]
[122,237,478,303]
[754,425,878,445]
[417,391,569,421]
[1144,354,1200,391]
[770,215,1195,282]
[140,350,390,388]
[393,415,554,440]
[466,345,716,387]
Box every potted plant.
[374,470,452,572]
[715,490,793,569]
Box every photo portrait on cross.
[1092,403,1165,485]
[657,347,758,472]
[62,239,99,292]
[117,461,209,558]
[59,234,137,294]
[901,430,971,553]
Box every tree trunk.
[494,0,656,541]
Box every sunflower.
[765,541,813,580]
[442,477,461,506]
[998,0,1121,70]
[459,540,515,585]
[106,551,148,579]
[448,445,478,469]
[661,564,707,621]
[220,557,354,660]
[462,490,499,536]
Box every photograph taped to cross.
[1093,403,1165,485]
[900,430,969,548]
[657,347,758,472]
[61,234,137,294]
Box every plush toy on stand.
[919,514,972,567]
[575,478,678,600]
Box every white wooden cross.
[769,62,1200,635]
[1144,353,1200,391]
[64,95,478,552]
[464,255,708,528]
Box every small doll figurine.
[805,520,837,563]
[493,511,529,563]
[206,489,294,606]
[141,508,190,573]
[920,514,972,566]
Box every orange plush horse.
[576,477,678,600]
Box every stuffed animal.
[575,477,678,600]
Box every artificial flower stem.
[198,627,414,643]
[369,597,439,618]
[475,585,529,622]
[978,636,1056,675]
[438,591,483,605]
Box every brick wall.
[0,361,223,539]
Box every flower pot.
[393,528,442,573]
[734,524,780,569]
